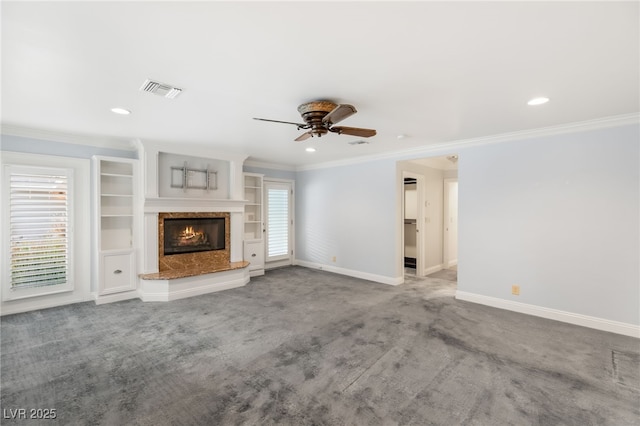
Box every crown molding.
[1,124,137,151]
[243,159,297,172]
[296,113,640,172]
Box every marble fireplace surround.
[138,203,250,301]
[140,211,248,281]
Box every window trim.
[1,152,90,315]
[3,164,75,301]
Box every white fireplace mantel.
[144,197,247,214]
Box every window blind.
[9,171,69,289]
[267,188,289,258]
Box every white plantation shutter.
[8,168,71,290]
[267,186,289,259]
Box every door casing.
[263,178,295,269]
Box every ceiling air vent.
[348,140,370,145]
[139,79,183,99]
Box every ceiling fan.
[253,100,377,142]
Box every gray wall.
[1,134,137,159]
[294,123,639,326]
[295,159,397,278]
[458,124,639,325]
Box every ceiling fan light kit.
[254,100,377,142]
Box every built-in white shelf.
[93,156,139,303]
[243,173,264,276]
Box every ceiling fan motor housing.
[253,100,374,141]
[298,101,337,137]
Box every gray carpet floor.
[1,266,639,425]
[426,267,457,282]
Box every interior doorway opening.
[398,154,459,281]
[403,172,423,277]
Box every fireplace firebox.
[163,217,225,255]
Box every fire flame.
[180,226,200,239]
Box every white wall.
[158,152,230,199]
[458,124,639,326]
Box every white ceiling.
[2,1,638,167]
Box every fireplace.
[163,217,225,255]
[158,212,230,272]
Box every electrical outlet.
[332,256,336,262]
[512,285,520,296]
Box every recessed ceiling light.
[305,147,316,153]
[397,134,406,139]
[527,97,550,106]
[111,107,131,115]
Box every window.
[4,165,74,299]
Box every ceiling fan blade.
[294,131,313,142]
[322,104,357,125]
[330,126,377,138]
[253,117,307,128]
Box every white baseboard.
[423,264,443,276]
[295,259,403,286]
[445,259,458,268]
[0,294,93,316]
[265,259,293,270]
[94,290,138,305]
[455,291,640,338]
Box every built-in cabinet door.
[244,240,265,276]
[100,250,136,295]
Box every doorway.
[403,172,424,276]
[264,179,294,269]
[398,154,458,280]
